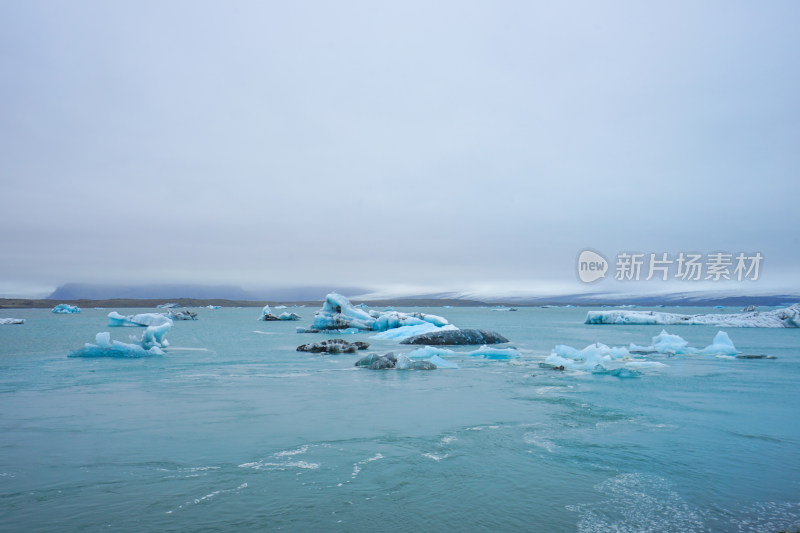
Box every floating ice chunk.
[108,311,173,327]
[695,331,737,355]
[0,318,24,325]
[406,346,456,359]
[260,305,281,321]
[157,303,179,309]
[303,293,452,333]
[625,361,667,368]
[546,343,631,371]
[395,354,412,370]
[279,312,301,321]
[168,309,197,320]
[371,323,457,341]
[140,322,171,350]
[52,304,81,314]
[651,330,689,354]
[68,324,171,358]
[310,293,376,330]
[585,304,800,327]
[204,305,221,309]
[465,345,521,359]
[428,355,458,368]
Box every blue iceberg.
[68,323,171,358]
[307,293,449,332]
[52,304,81,314]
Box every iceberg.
[631,330,738,356]
[303,293,450,332]
[279,312,302,321]
[464,345,520,359]
[548,330,741,372]
[401,329,508,345]
[585,304,800,328]
[0,318,25,325]
[108,311,173,327]
[52,304,81,314]
[370,322,458,341]
[406,346,456,359]
[259,305,281,321]
[68,324,171,358]
[168,309,197,320]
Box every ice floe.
[51,304,81,314]
[585,304,800,327]
[68,323,172,358]
[0,318,24,325]
[544,330,740,374]
[108,311,173,327]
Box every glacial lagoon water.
[1,306,798,532]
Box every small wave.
[166,347,210,351]
[440,436,457,444]
[275,445,309,457]
[523,433,558,452]
[252,331,275,335]
[351,453,384,478]
[568,473,704,533]
[422,452,449,461]
[238,460,319,471]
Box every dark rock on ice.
[400,329,509,346]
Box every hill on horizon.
[46,283,369,302]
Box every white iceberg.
[52,304,81,314]
[279,312,302,321]
[547,330,740,372]
[631,330,738,356]
[68,323,171,358]
[406,346,457,359]
[108,311,173,327]
[1,318,25,325]
[307,293,450,332]
[585,304,800,327]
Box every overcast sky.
[1,1,798,298]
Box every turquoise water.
[1,306,798,532]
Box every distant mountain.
[47,283,257,301]
[46,283,370,302]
